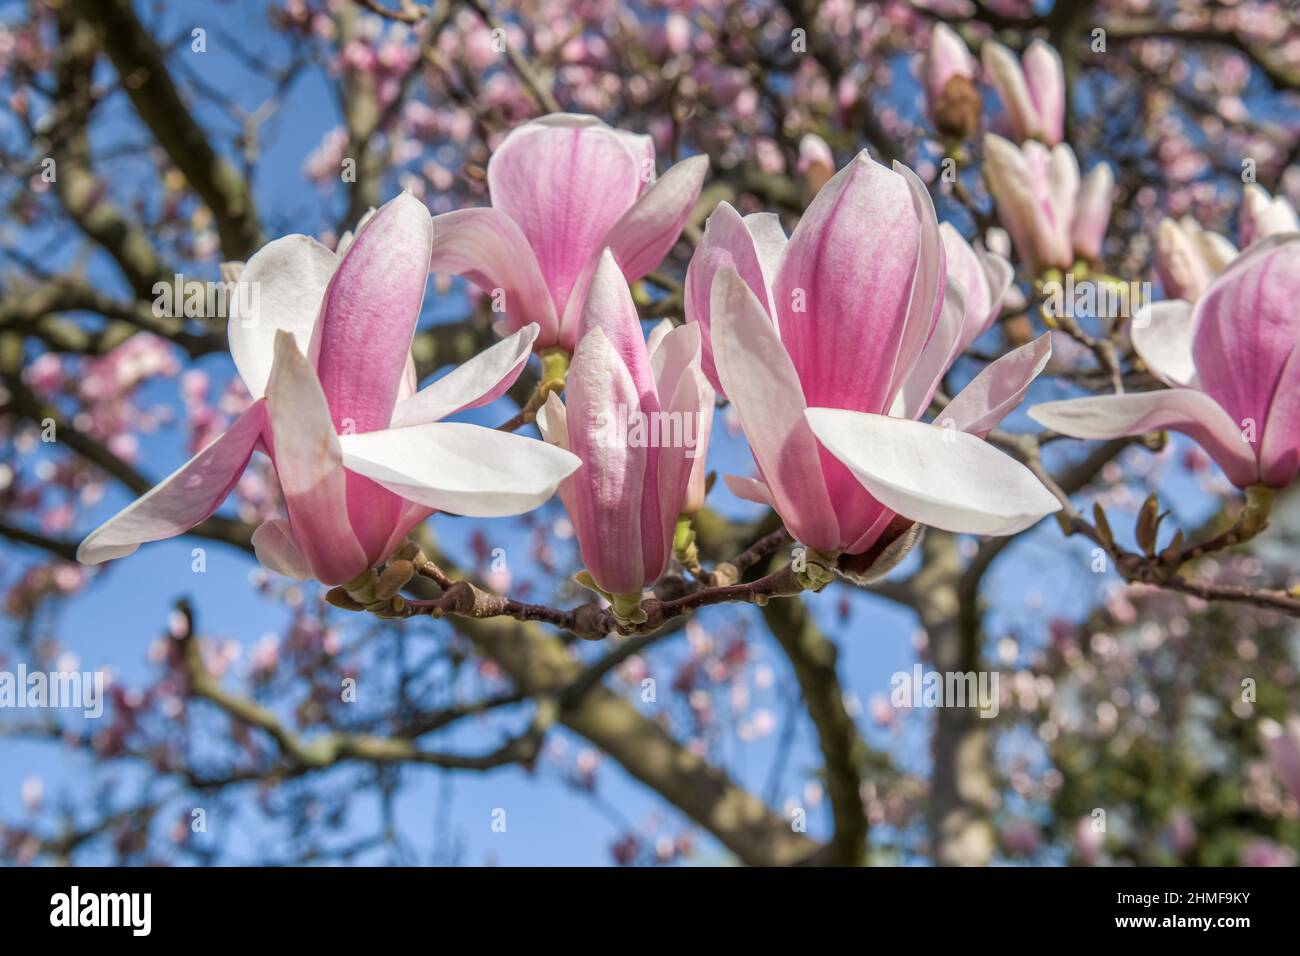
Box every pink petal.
[941,223,993,350]
[724,473,776,508]
[982,41,1037,142]
[1022,39,1064,145]
[684,201,778,396]
[564,327,649,595]
[488,114,645,323]
[251,518,313,579]
[1241,185,1300,247]
[984,134,1041,274]
[893,273,967,420]
[577,250,658,407]
[924,23,975,106]
[1192,235,1300,486]
[1260,343,1300,488]
[605,154,708,281]
[711,266,840,551]
[941,333,1052,438]
[428,207,559,347]
[77,401,267,564]
[265,332,370,584]
[652,363,711,572]
[649,322,716,508]
[313,192,433,434]
[774,151,928,416]
[1072,162,1113,260]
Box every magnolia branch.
[327,531,815,641]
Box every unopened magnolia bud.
[932,75,982,141]
[1135,494,1161,556]
[1093,504,1114,549]
[1003,313,1034,347]
[836,517,923,586]
[393,540,421,562]
[325,587,366,611]
[375,559,415,600]
[798,134,835,195]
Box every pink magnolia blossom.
[1154,215,1239,301]
[1032,235,1300,489]
[1072,162,1114,261]
[647,320,715,514]
[77,194,579,585]
[797,133,835,193]
[427,113,708,352]
[1155,185,1295,300]
[981,38,1064,146]
[984,134,1113,274]
[922,23,980,140]
[688,152,1060,561]
[537,251,711,607]
[924,23,975,110]
[1240,183,1299,247]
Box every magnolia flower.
[983,134,1113,274]
[924,23,980,141]
[1072,162,1114,261]
[77,194,579,585]
[1154,215,1239,301]
[797,133,835,194]
[1032,235,1300,489]
[427,113,708,352]
[940,222,1014,354]
[537,251,711,612]
[1155,185,1296,300]
[690,152,1060,571]
[647,319,715,514]
[981,38,1064,146]
[1241,183,1300,247]
[1259,716,1300,803]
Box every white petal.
[742,211,788,306]
[339,422,580,517]
[1131,300,1198,388]
[390,324,539,428]
[1029,389,1259,487]
[646,318,675,358]
[805,408,1061,535]
[228,236,338,400]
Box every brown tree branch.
[69,0,263,258]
